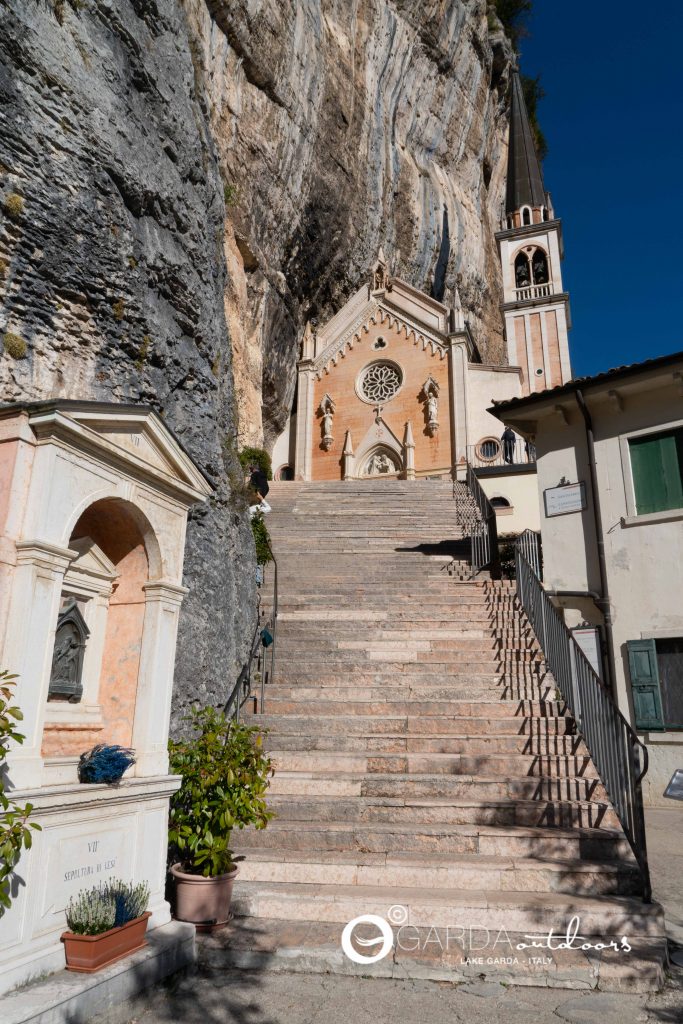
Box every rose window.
[359,361,402,403]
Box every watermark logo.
[340,905,405,964]
[340,908,632,966]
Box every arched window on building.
[514,252,531,288]
[521,206,531,225]
[531,248,549,285]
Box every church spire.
[505,69,546,220]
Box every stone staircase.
[212,479,666,990]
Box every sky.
[519,4,683,378]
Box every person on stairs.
[248,463,272,518]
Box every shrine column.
[2,541,75,789]
[294,360,316,481]
[448,334,470,478]
[132,581,188,777]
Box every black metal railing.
[516,528,542,580]
[468,438,536,470]
[455,463,500,578]
[514,542,651,901]
[224,540,278,721]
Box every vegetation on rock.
[3,193,24,220]
[250,511,273,566]
[3,332,27,360]
[238,446,272,480]
[1,671,41,914]
[168,706,273,877]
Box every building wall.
[468,364,524,448]
[480,472,541,536]
[531,383,683,806]
[310,319,452,479]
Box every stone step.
[230,881,663,936]
[200,914,666,992]
[232,848,641,896]
[231,817,631,860]
[248,697,567,716]
[263,793,621,830]
[267,750,597,779]
[250,713,577,737]
[268,771,607,803]
[257,690,556,713]
[260,732,588,756]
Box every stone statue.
[367,452,392,475]
[319,394,335,451]
[427,393,438,424]
[421,377,440,437]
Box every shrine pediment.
[24,401,213,504]
[67,536,119,581]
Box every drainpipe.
[574,389,616,693]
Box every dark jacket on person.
[250,468,270,498]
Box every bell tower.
[496,70,572,394]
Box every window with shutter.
[629,427,683,515]
[627,639,665,730]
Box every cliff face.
[0,0,512,717]
[0,0,255,728]
[187,0,513,446]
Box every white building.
[491,351,683,805]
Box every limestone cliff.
[0,0,513,717]
[187,0,514,446]
[0,0,255,727]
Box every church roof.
[505,70,546,214]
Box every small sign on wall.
[544,480,587,518]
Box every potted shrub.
[168,706,273,930]
[61,879,150,972]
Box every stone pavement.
[109,964,683,1024]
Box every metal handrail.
[516,528,542,580]
[456,463,499,578]
[224,538,278,721]
[514,543,651,901]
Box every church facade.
[273,71,572,534]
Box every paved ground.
[106,807,683,1024]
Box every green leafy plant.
[3,193,24,220]
[223,182,240,207]
[238,446,272,480]
[168,706,274,878]
[1,671,41,914]
[250,511,273,566]
[493,0,533,49]
[521,73,548,162]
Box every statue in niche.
[366,452,394,475]
[421,377,440,437]
[318,394,336,451]
[48,599,90,703]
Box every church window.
[359,361,403,403]
[490,496,512,510]
[372,336,387,350]
[475,437,502,463]
[514,252,531,289]
[522,206,531,225]
[531,248,549,285]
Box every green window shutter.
[629,429,683,514]
[627,639,665,730]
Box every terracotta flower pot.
[61,911,151,973]
[170,863,239,931]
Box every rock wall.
[0,0,513,720]
[187,0,513,447]
[0,0,255,730]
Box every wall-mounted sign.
[544,480,587,518]
[572,627,603,680]
[664,769,683,802]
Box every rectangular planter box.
[61,912,152,973]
